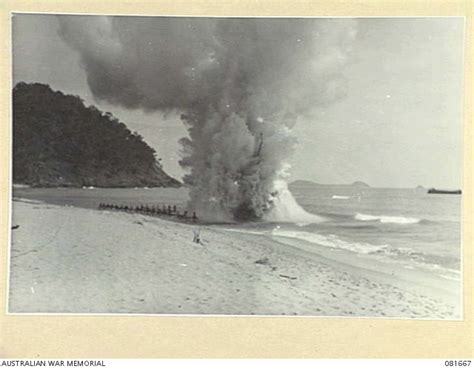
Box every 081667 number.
[445,361,471,367]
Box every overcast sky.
[12,14,465,188]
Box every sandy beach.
[8,198,460,319]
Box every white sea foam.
[439,272,461,282]
[355,213,421,224]
[222,225,458,280]
[332,195,350,199]
[264,180,325,224]
[270,228,430,259]
[271,229,388,254]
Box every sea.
[13,182,462,293]
[232,182,462,290]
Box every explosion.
[58,16,357,221]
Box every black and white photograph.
[9,14,464,319]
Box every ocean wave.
[222,225,459,280]
[439,271,461,282]
[332,195,350,199]
[271,229,433,261]
[355,213,421,224]
[271,229,459,279]
[271,229,389,254]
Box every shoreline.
[8,198,460,318]
[214,227,460,315]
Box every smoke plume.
[58,16,358,221]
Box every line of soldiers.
[98,203,198,222]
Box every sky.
[12,14,465,188]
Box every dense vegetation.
[13,82,181,188]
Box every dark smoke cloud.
[58,16,358,221]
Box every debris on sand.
[255,257,270,265]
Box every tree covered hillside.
[13,82,181,188]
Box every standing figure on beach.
[192,229,204,245]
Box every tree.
[13,82,181,188]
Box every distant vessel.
[427,188,462,195]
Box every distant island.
[351,181,370,188]
[290,180,371,188]
[289,180,461,194]
[13,82,181,188]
